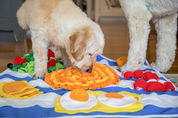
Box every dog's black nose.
[86,69,92,73]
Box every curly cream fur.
[108,0,178,72]
[17,0,105,78]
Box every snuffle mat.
[0,54,178,118]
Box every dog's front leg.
[151,13,177,72]
[32,37,48,78]
[119,0,152,72]
[61,48,73,68]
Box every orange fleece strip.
[45,63,120,90]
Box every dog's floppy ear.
[69,30,88,60]
[66,27,91,67]
[105,0,121,8]
[92,55,97,68]
[69,31,86,55]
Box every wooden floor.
[0,17,178,74]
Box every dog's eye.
[89,53,93,56]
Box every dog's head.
[66,26,104,73]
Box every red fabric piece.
[146,81,165,92]
[151,73,159,80]
[133,79,147,91]
[144,71,159,81]
[134,77,175,92]
[133,70,145,79]
[47,59,57,68]
[163,82,175,92]
[14,55,27,66]
[123,71,135,79]
[48,49,55,60]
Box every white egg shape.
[60,91,98,110]
[97,93,136,107]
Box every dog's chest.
[44,21,69,47]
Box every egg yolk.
[1,81,43,99]
[105,92,124,99]
[3,81,26,94]
[117,57,127,69]
[70,89,89,102]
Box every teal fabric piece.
[48,67,56,73]
[49,57,56,60]
[28,68,34,75]
[17,69,26,73]
[56,63,64,69]
[57,60,63,64]
[11,52,64,75]
[47,63,64,73]
[12,64,19,71]
[21,61,34,75]
[24,53,34,62]
[21,63,28,68]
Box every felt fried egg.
[97,92,137,107]
[0,81,43,99]
[60,89,98,110]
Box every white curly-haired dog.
[17,0,105,78]
[106,0,178,72]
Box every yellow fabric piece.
[54,91,143,114]
[116,57,127,69]
[45,63,120,90]
[0,81,43,99]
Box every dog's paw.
[150,62,168,73]
[120,64,129,72]
[120,62,142,72]
[150,62,156,69]
[32,70,47,79]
